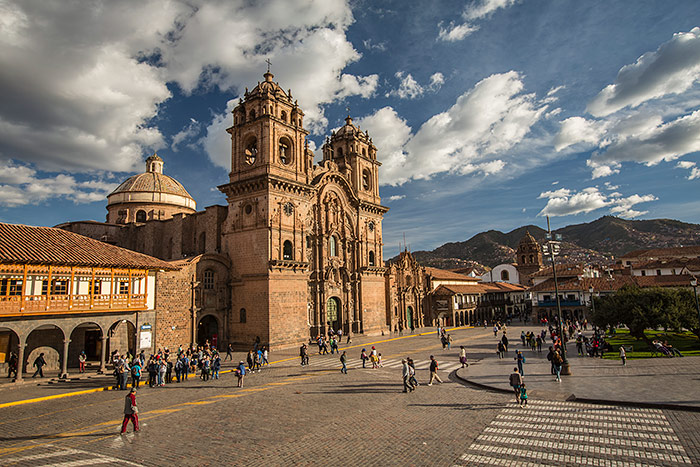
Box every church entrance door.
[326,297,341,332]
[406,306,413,329]
[197,315,219,347]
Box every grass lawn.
[601,329,700,359]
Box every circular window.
[368,221,375,232]
[245,204,253,215]
[283,202,294,216]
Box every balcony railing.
[0,293,148,315]
[537,299,582,307]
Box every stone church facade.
[61,72,411,350]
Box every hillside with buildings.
[399,217,700,269]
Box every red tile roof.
[425,267,480,281]
[632,258,700,270]
[0,223,178,270]
[620,245,700,260]
[632,274,697,288]
[531,264,584,277]
[529,276,635,293]
[433,284,485,295]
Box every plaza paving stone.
[0,325,698,466]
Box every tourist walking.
[401,359,413,392]
[407,357,418,389]
[340,351,348,374]
[120,388,139,434]
[619,345,626,366]
[553,350,563,382]
[130,360,141,388]
[32,352,46,378]
[515,350,526,376]
[519,383,529,408]
[300,343,309,366]
[428,355,442,385]
[7,352,18,379]
[78,351,86,373]
[262,346,269,366]
[360,348,368,368]
[236,361,246,387]
[497,341,505,359]
[459,346,468,368]
[225,344,234,361]
[509,367,523,403]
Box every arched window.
[501,270,510,281]
[283,240,293,260]
[244,138,257,165]
[521,255,526,264]
[280,110,287,122]
[337,147,343,158]
[529,255,534,263]
[368,250,375,266]
[239,111,246,124]
[135,210,146,223]
[249,109,256,120]
[406,274,413,286]
[203,270,214,290]
[329,236,337,257]
[240,308,246,323]
[199,232,206,254]
[279,138,291,165]
[362,169,371,191]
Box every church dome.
[519,230,538,245]
[106,154,196,224]
[246,72,291,101]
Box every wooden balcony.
[0,293,147,316]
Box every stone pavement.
[456,336,700,409]
[1,326,699,466]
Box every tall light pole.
[589,286,596,319]
[691,278,700,326]
[542,216,570,375]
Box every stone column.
[61,339,70,379]
[15,341,25,382]
[99,335,108,373]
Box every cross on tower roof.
[265,58,272,73]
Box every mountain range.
[394,216,700,270]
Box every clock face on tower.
[283,202,294,216]
[245,141,257,165]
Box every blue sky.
[1,0,699,258]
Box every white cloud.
[554,117,607,151]
[363,71,548,185]
[362,39,386,52]
[388,195,405,201]
[604,181,620,190]
[385,71,444,99]
[438,0,518,42]
[537,186,656,218]
[554,28,700,179]
[587,27,700,117]
[676,160,700,180]
[0,161,117,207]
[0,0,378,175]
[437,22,479,42]
[201,99,237,170]
[172,118,201,151]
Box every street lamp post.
[589,286,596,319]
[691,278,700,326]
[542,216,571,375]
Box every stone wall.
[155,261,195,351]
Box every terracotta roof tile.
[621,245,700,260]
[632,274,697,288]
[425,267,480,281]
[529,276,635,292]
[0,223,178,270]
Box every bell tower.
[219,71,315,349]
[322,116,381,205]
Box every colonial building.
[62,71,390,350]
[0,223,174,380]
[385,250,425,332]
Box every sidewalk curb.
[453,370,700,413]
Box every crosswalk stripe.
[0,448,84,464]
[37,459,117,467]
[466,444,688,466]
[494,415,674,432]
[504,404,667,419]
[474,434,691,463]
[482,427,686,452]
[498,408,671,424]
[489,421,681,441]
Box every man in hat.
[120,387,139,434]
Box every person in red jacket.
[120,387,139,434]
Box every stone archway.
[25,324,65,377]
[0,327,20,378]
[69,322,103,370]
[108,319,136,360]
[198,314,219,348]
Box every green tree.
[592,286,698,342]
